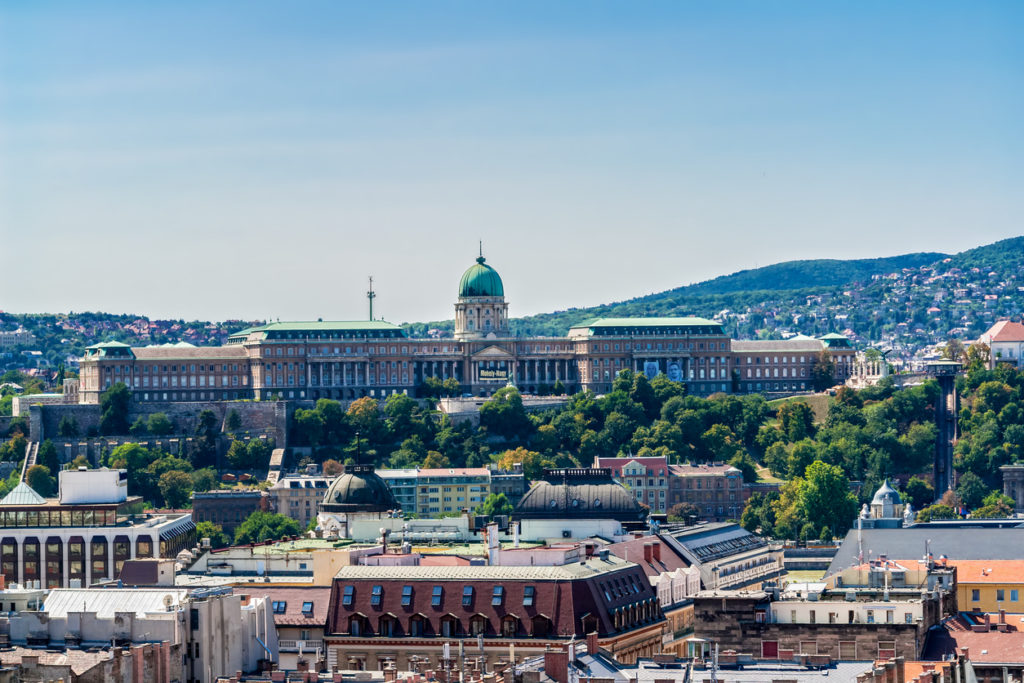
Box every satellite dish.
[163,595,175,610]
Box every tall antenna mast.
[367,276,376,321]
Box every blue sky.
[1,2,1021,323]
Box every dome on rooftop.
[513,469,645,522]
[321,465,398,513]
[871,479,902,507]
[458,256,504,298]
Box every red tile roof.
[240,586,331,627]
[981,320,1024,343]
[923,616,1024,664]
[603,535,691,579]
[595,457,670,476]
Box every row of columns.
[303,358,579,389]
[305,360,466,388]
[514,358,575,383]
[3,534,152,588]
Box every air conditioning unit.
[562,530,572,538]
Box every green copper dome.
[458,256,504,297]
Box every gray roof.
[827,525,1024,576]
[44,588,188,618]
[333,555,633,581]
[0,482,46,506]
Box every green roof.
[229,320,407,340]
[818,333,849,340]
[458,256,504,298]
[85,341,132,349]
[251,321,402,332]
[571,316,721,329]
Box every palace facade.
[79,254,854,403]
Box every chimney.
[999,609,1006,625]
[960,647,969,660]
[643,543,654,564]
[587,631,599,655]
[584,543,595,558]
[543,647,569,683]
[652,541,661,562]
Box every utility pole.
[367,276,376,321]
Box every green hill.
[502,251,946,337]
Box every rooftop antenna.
[367,276,376,321]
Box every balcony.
[279,639,324,652]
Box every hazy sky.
[1,2,1021,324]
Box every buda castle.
[79,254,854,403]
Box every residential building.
[978,319,1024,369]
[659,522,783,590]
[596,456,671,513]
[668,462,747,521]
[376,469,418,512]
[324,553,665,671]
[248,586,330,671]
[942,560,1024,613]
[77,254,857,405]
[191,489,268,536]
[487,462,528,507]
[268,475,332,529]
[603,534,700,657]
[2,586,277,683]
[0,469,195,588]
[692,581,944,662]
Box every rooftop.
[571,316,722,330]
[241,586,331,626]
[333,554,634,581]
[44,588,188,618]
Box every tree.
[191,468,218,493]
[129,416,148,436]
[956,472,989,510]
[810,351,836,391]
[196,521,231,549]
[916,503,959,522]
[322,459,344,476]
[422,451,450,469]
[479,387,533,441]
[158,470,194,509]
[903,476,934,510]
[972,492,1015,519]
[728,453,758,483]
[69,455,91,469]
[800,461,858,538]
[37,439,59,473]
[494,446,552,481]
[668,502,700,523]
[225,440,250,469]
[26,465,56,497]
[777,401,816,442]
[478,492,513,517]
[147,413,174,436]
[942,339,966,362]
[234,511,302,545]
[57,415,79,438]
[224,409,242,433]
[192,409,220,467]
[100,383,131,435]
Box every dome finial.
[477,240,485,264]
